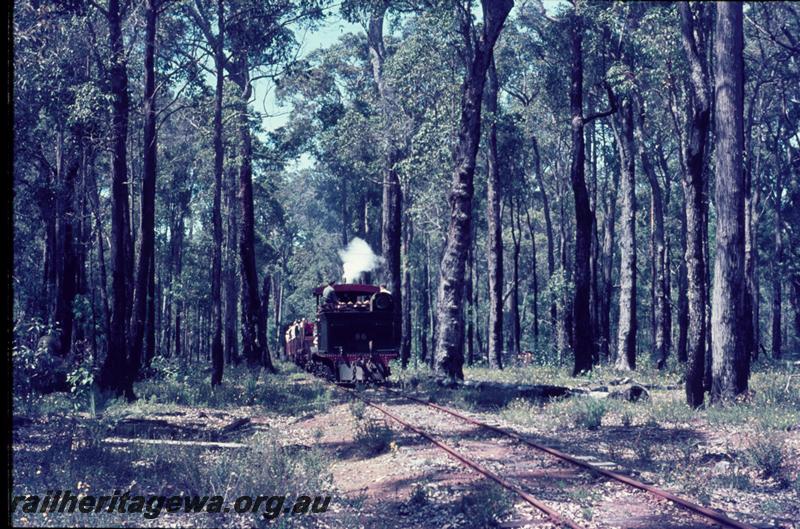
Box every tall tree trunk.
[569,12,610,375]
[88,165,111,347]
[420,237,430,364]
[261,272,271,360]
[589,123,601,365]
[99,0,133,398]
[711,1,748,400]
[401,214,413,367]
[210,0,225,386]
[54,157,79,358]
[466,237,475,365]
[677,204,689,363]
[524,207,540,347]
[368,5,403,347]
[174,183,188,360]
[145,251,156,365]
[614,97,637,371]
[232,63,273,372]
[744,93,763,362]
[486,54,504,370]
[599,128,618,363]
[224,159,239,365]
[679,2,711,407]
[633,94,668,368]
[273,271,282,353]
[509,195,522,357]
[433,0,512,381]
[531,137,556,333]
[130,0,158,386]
[557,192,573,361]
[770,126,784,360]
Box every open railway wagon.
[284,284,399,383]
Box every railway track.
[326,380,758,529]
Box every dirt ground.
[11,367,800,529]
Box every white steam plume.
[338,237,384,283]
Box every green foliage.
[12,318,68,398]
[65,358,96,414]
[572,399,607,430]
[744,431,787,480]
[455,483,513,529]
[408,484,429,508]
[134,361,333,415]
[348,398,366,421]
[12,429,332,528]
[353,417,394,457]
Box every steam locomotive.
[284,284,399,383]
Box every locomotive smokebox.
[370,291,393,312]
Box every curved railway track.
[326,380,758,529]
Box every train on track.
[284,283,399,383]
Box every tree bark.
[130,0,158,386]
[99,0,133,399]
[368,5,403,348]
[531,137,556,332]
[711,1,748,401]
[509,195,522,357]
[145,251,156,365]
[466,237,475,365]
[770,123,784,360]
[54,156,79,358]
[224,158,239,365]
[210,0,225,386]
[633,94,668,368]
[261,272,271,361]
[568,12,608,375]
[231,62,273,372]
[401,213,413,367]
[420,237,430,364]
[434,0,512,380]
[486,54,504,370]
[679,2,711,407]
[614,97,637,371]
[598,125,618,364]
[524,207,540,346]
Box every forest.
[10,1,800,528]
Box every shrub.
[354,418,394,456]
[349,399,366,421]
[408,484,428,507]
[456,483,513,528]
[621,409,634,427]
[744,431,786,480]
[573,399,607,430]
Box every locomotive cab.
[307,284,399,383]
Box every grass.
[13,429,333,528]
[12,359,343,528]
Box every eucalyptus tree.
[711,1,748,401]
[433,0,513,381]
[566,1,616,375]
[187,0,326,372]
[678,2,712,408]
[485,53,504,369]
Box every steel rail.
[387,387,756,529]
[346,389,586,529]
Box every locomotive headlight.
[371,292,393,311]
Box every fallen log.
[102,437,247,449]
